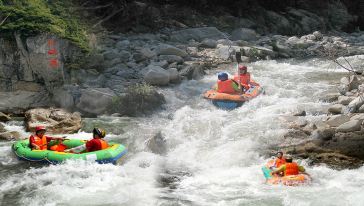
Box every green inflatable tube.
[12,139,127,164]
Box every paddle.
[235,51,242,94]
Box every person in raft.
[64,127,108,153]
[29,126,66,151]
[233,65,259,91]
[271,155,305,176]
[215,72,240,94]
[272,151,286,169]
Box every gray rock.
[170,27,225,42]
[358,104,364,113]
[0,91,51,114]
[0,112,11,122]
[325,115,350,127]
[133,48,156,62]
[338,96,355,105]
[336,120,362,132]
[350,113,364,121]
[293,110,306,116]
[158,55,183,64]
[200,39,217,48]
[0,123,5,133]
[150,60,169,69]
[320,93,340,102]
[168,68,180,83]
[186,47,198,57]
[311,127,335,141]
[156,44,187,57]
[347,96,364,113]
[146,131,166,155]
[313,31,323,40]
[143,66,170,86]
[52,87,76,110]
[0,131,21,140]
[116,40,130,49]
[119,50,131,62]
[328,104,343,114]
[231,28,258,41]
[76,88,116,115]
[103,50,121,61]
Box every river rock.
[311,127,335,141]
[0,123,5,133]
[200,39,217,48]
[293,110,306,116]
[325,115,351,127]
[143,66,170,86]
[320,93,340,102]
[358,104,364,113]
[25,108,81,134]
[146,131,167,155]
[350,113,364,121]
[76,88,116,115]
[347,96,364,113]
[156,44,187,57]
[158,55,183,64]
[231,28,258,41]
[168,68,180,83]
[313,31,323,40]
[336,120,362,132]
[0,112,11,122]
[0,91,51,114]
[328,104,343,114]
[133,48,156,62]
[0,131,21,140]
[170,27,225,42]
[338,96,355,105]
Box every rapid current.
[1,59,364,206]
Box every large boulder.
[0,131,22,140]
[168,68,180,83]
[170,27,225,42]
[25,108,81,134]
[231,28,259,41]
[156,44,187,57]
[200,39,217,48]
[143,65,170,86]
[76,88,116,115]
[325,115,351,127]
[347,96,364,113]
[336,120,362,132]
[338,96,355,105]
[0,91,51,114]
[158,55,183,64]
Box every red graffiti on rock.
[47,39,59,69]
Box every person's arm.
[272,165,286,174]
[29,136,40,150]
[231,80,240,92]
[298,165,305,172]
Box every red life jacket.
[275,158,286,168]
[30,135,47,150]
[217,80,238,94]
[233,73,250,89]
[285,162,299,176]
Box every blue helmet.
[218,72,228,81]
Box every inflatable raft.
[203,83,264,110]
[262,159,310,186]
[12,139,127,164]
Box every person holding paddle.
[29,126,67,151]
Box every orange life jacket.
[275,158,286,168]
[233,73,250,89]
[217,79,238,94]
[285,162,299,176]
[100,139,109,149]
[31,135,47,150]
[50,143,67,152]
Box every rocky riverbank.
[277,73,364,169]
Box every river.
[1,59,363,206]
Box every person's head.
[277,151,283,159]
[218,72,228,81]
[239,65,248,74]
[35,126,46,137]
[93,128,106,139]
[285,154,293,163]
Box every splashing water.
[1,59,364,206]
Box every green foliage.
[0,0,90,51]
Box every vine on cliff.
[0,0,90,51]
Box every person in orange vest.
[215,72,240,94]
[233,65,260,92]
[29,126,66,151]
[85,128,109,152]
[271,155,305,176]
[273,151,286,168]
